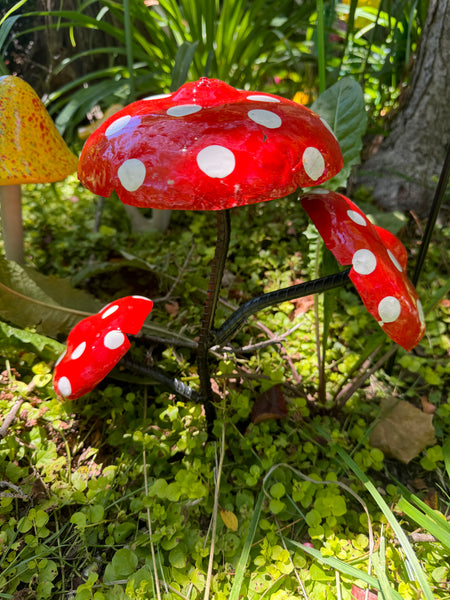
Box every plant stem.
[316,0,326,94]
[197,209,231,433]
[123,0,136,102]
[210,269,351,347]
[204,421,226,600]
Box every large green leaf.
[311,77,367,189]
[0,257,103,338]
[0,258,195,346]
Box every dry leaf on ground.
[369,399,436,463]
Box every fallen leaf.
[220,509,238,531]
[251,385,287,424]
[369,399,436,463]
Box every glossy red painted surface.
[78,78,343,211]
[301,190,425,350]
[53,296,153,400]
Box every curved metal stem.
[120,358,203,403]
[197,210,231,431]
[210,268,351,348]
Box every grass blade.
[229,489,264,600]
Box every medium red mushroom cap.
[78,78,343,211]
[300,190,425,351]
[53,296,153,400]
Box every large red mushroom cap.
[53,295,153,400]
[78,78,343,211]
[300,190,425,351]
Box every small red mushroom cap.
[300,190,425,351]
[53,296,153,400]
[78,78,343,211]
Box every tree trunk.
[356,0,450,217]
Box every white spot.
[302,147,325,181]
[378,296,401,323]
[167,104,202,117]
[197,145,236,178]
[132,295,152,301]
[71,342,86,360]
[167,179,174,185]
[417,300,425,325]
[104,330,126,350]
[320,117,338,140]
[118,159,146,192]
[105,115,131,137]
[347,210,367,226]
[143,93,172,101]
[58,376,72,397]
[55,350,66,367]
[308,188,330,195]
[352,249,377,275]
[101,304,119,319]
[387,249,403,272]
[248,109,282,129]
[247,94,280,103]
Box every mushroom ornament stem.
[0,185,24,263]
[197,209,231,427]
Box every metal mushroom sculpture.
[0,75,78,263]
[54,78,425,431]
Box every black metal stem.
[412,143,450,286]
[385,143,450,375]
[197,209,231,430]
[210,268,351,348]
[120,358,203,403]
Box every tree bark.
[356,0,450,217]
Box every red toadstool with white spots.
[301,190,425,350]
[78,78,343,210]
[78,77,344,419]
[53,295,153,400]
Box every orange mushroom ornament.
[0,75,78,263]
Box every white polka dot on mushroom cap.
[118,159,146,192]
[352,249,377,275]
[197,145,236,178]
[167,104,202,117]
[309,189,330,195]
[248,109,282,129]
[302,147,325,181]
[101,304,119,319]
[71,341,86,360]
[104,330,126,350]
[247,94,281,103]
[387,249,403,272]
[105,115,132,137]
[378,296,401,323]
[347,210,367,226]
[58,376,72,398]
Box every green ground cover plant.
[0,172,448,598]
[1,0,449,598]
